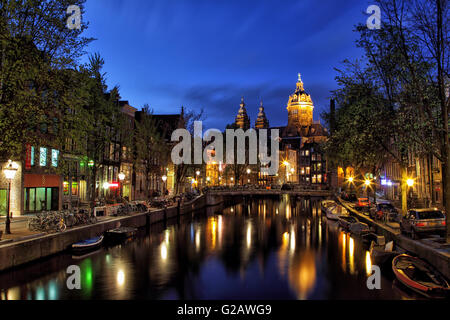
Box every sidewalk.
[0,216,44,243]
[0,215,115,244]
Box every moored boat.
[348,220,370,235]
[72,235,104,253]
[321,200,336,214]
[392,254,450,299]
[370,240,399,270]
[326,204,348,221]
[105,226,137,241]
[337,215,359,230]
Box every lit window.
[31,146,35,166]
[312,175,317,184]
[318,174,322,183]
[51,149,59,167]
[305,150,309,156]
[39,147,47,166]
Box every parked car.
[354,198,372,215]
[357,198,371,207]
[400,208,446,239]
[370,202,400,222]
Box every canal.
[0,196,419,300]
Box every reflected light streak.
[161,242,168,260]
[349,236,355,274]
[341,233,346,272]
[365,251,372,276]
[117,270,125,286]
[290,230,296,252]
[195,230,201,252]
[246,223,252,248]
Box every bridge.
[205,189,333,197]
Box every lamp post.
[196,170,201,188]
[3,160,18,235]
[347,176,354,193]
[118,172,125,199]
[162,175,168,196]
[283,161,289,183]
[406,178,414,210]
[364,179,371,201]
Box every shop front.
[24,174,61,214]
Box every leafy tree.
[82,53,122,209]
[134,105,169,199]
[325,0,449,231]
[0,0,92,159]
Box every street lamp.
[406,179,414,187]
[283,161,290,183]
[364,179,371,200]
[162,175,168,196]
[118,172,125,199]
[3,160,18,234]
[406,178,415,209]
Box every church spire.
[235,96,250,130]
[255,100,269,129]
[287,73,314,128]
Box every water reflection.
[0,196,410,300]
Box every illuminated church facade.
[233,74,328,186]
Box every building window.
[318,174,322,183]
[306,167,310,175]
[24,187,59,212]
[312,175,317,184]
[305,150,309,156]
[31,146,35,166]
[51,149,59,167]
[39,147,47,166]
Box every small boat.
[105,227,137,241]
[326,204,348,221]
[392,254,450,299]
[337,215,359,230]
[370,240,399,269]
[349,221,370,235]
[72,248,103,260]
[72,235,104,253]
[321,200,337,214]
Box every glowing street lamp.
[162,175,168,196]
[406,178,414,187]
[348,176,354,183]
[3,160,18,234]
[118,172,125,199]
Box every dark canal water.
[0,196,419,300]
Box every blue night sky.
[81,0,369,130]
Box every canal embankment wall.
[0,193,226,272]
[337,197,450,280]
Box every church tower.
[287,73,314,128]
[255,100,269,129]
[235,97,251,130]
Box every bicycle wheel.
[57,222,66,232]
